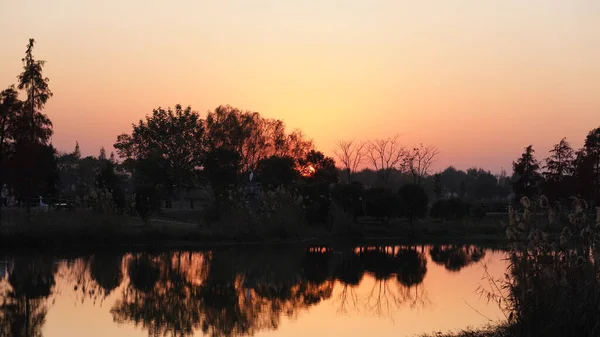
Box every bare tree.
[334,140,367,182]
[404,143,439,185]
[366,134,406,187]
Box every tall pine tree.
[512,145,543,203]
[543,137,575,202]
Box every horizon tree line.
[2,38,599,217]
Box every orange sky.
[1,1,599,173]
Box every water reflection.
[429,245,486,272]
[0,244,500,337]
[0,257,56,337]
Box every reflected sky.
[0,245,508,337]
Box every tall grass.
[480,196,600,337]
[206,187,308,239]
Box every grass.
[421,197,600,337]
[418,325,513,337]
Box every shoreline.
[0,230,507,254]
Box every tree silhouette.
[2,39,55,205]
[299,150,338,184]
[17,39,53,143]
[512,145,543,203]
[334,140,367,182]
[542,138,575,202]
[366,134,406,187]
[255,155,298,188]
[433,173,442,200]
[573,127,600,206]
[398,183,429,225]
[404,143,439,185]
[0,87,21,223]
[114,104,204,207]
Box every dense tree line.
[511,129,600,208]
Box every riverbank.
[0,209,508,252]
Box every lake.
[0,244,508,337]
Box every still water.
[0,245,507,337]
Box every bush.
[430,198,470,220]
[364,187,397,220]
[331,182,365,222]
[205,186,307,239]
[398,183,428,224]
[134,185,161,223]
[297,182,331,225]
[482,197,600,337]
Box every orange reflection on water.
[0,245,508,337]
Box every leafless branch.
[403,143,439,184]
[334,140,367,182]
[366,134,406,187]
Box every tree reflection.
[331,246,430,316]
[0,244,490,337]
[0,257,56,337]
[429,245,486,272]
[89,253,124,297]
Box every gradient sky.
[1,0,599,173]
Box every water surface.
[0,244,507,337]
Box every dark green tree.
[96,160,126,210]
[114,104,204,206]
[255,155,298,188]
[17,39,53,143]
[203,147,241,192]
[433,173,442,200]
[6,39,55,205]
[542,137,575,202]
[398,183,429,225]
[511,145,543,203]
[0,87,21,223]
[299,150,338,184]
[573,127,600,206]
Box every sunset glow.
[1,1,599,172]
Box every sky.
[1,0,599,173]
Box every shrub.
[364,187,397,220]
[331,182,365,222]
[430,198,470,220]
[398,183,428,224]
[205,186,307,239]
[482,196,600,337]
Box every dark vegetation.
[1,39,599,249]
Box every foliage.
[134,185,161,223]
[255,155,298,188]
[203,147,241,192]
[206,186,307,238]
[331,182,365,222]
[573,127,600,206]
[96,160,126,210]
[299,150,338,184]
[204,105,313,173]
[430,198,471,220]
[114,104,204,201]
[511,145,542,203]
[398,183,429,223]
[364,187,397,220]
[297,182,332,225]
[481,196,600,337]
